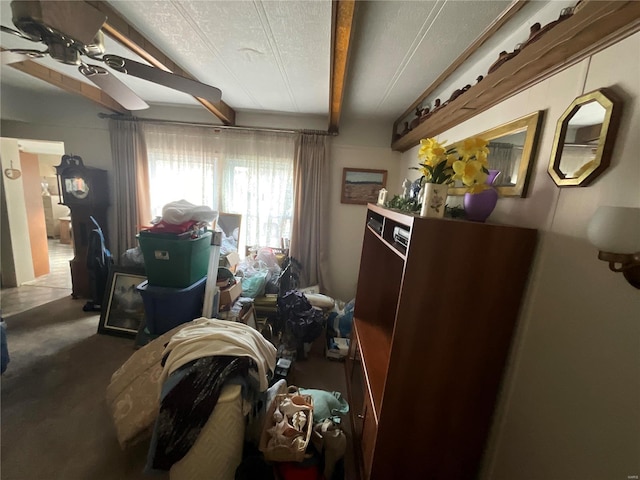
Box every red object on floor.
[276,462,321,480]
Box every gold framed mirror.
[448,110,544,197]
[548,88,622,187]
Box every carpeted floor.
[1,296,352,480]
[1,296,157,480]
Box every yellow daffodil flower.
[459,137,489,157]
[475,150,488,168]
[417,136,492,190]
[453,159,488,186]
[419,138,446,160]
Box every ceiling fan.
[0,0,222,110]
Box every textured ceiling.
[1,0,530,123]
[106,0,332,114]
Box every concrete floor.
[1,239,74,318]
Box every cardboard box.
[219,251,240,273]
[239,304,257,328]
[219,279,242,307]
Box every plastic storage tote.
[136,277,207,334]
[138,231,212,288]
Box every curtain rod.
[97,112,336,136]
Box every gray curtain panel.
[487,142,515,185]
[108,118,150,261]
[290,133,331,292]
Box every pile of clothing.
[106,313,349,480]
[145,199,218,237]
[106,318,277,475]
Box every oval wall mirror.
[548,88,622,187]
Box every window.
[143,123,295,252]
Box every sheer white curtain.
[142,123,295,251]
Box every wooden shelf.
[391,0,640,152]
[353,317,391,422]
[366,225,406,261]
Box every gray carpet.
[1,296,353,480]
[1,296,160,480]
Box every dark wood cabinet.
[345,204,538,479]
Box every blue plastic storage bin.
[136,276,207,334]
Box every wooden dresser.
[345,204,538,480]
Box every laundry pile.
[146,318,277,472]
[144,199,218,237]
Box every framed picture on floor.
[98,267,147,338]
[341,168,388,205]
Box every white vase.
[420,183,448,218]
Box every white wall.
[323,116,401,302]
[0,138,35,286]
[400,32,640,479]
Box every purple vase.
[463,170,500,222]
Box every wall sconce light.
[587,206,640,289]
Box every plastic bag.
[298,388,349,422]
[328,299,354,338]
[241,271,269,298]
[278,290,325,344]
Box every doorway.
[0,138,73,318]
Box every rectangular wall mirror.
[448,110,544,197]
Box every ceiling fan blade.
[1,49,46,64]
[1,50,27,64]
[79,64,149,111]
[1,25,35,41]
[103,54,222,103]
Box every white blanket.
[160,317,277,391]
[162,199,218,224]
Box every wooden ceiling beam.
[329,0,356,133]
[3,52,127,113]
[87,1,236,125]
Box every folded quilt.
[105,323,190,449]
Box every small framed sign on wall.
[341,168,388,205]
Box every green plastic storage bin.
[138,231,212,288]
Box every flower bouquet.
[410,136,490,217]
